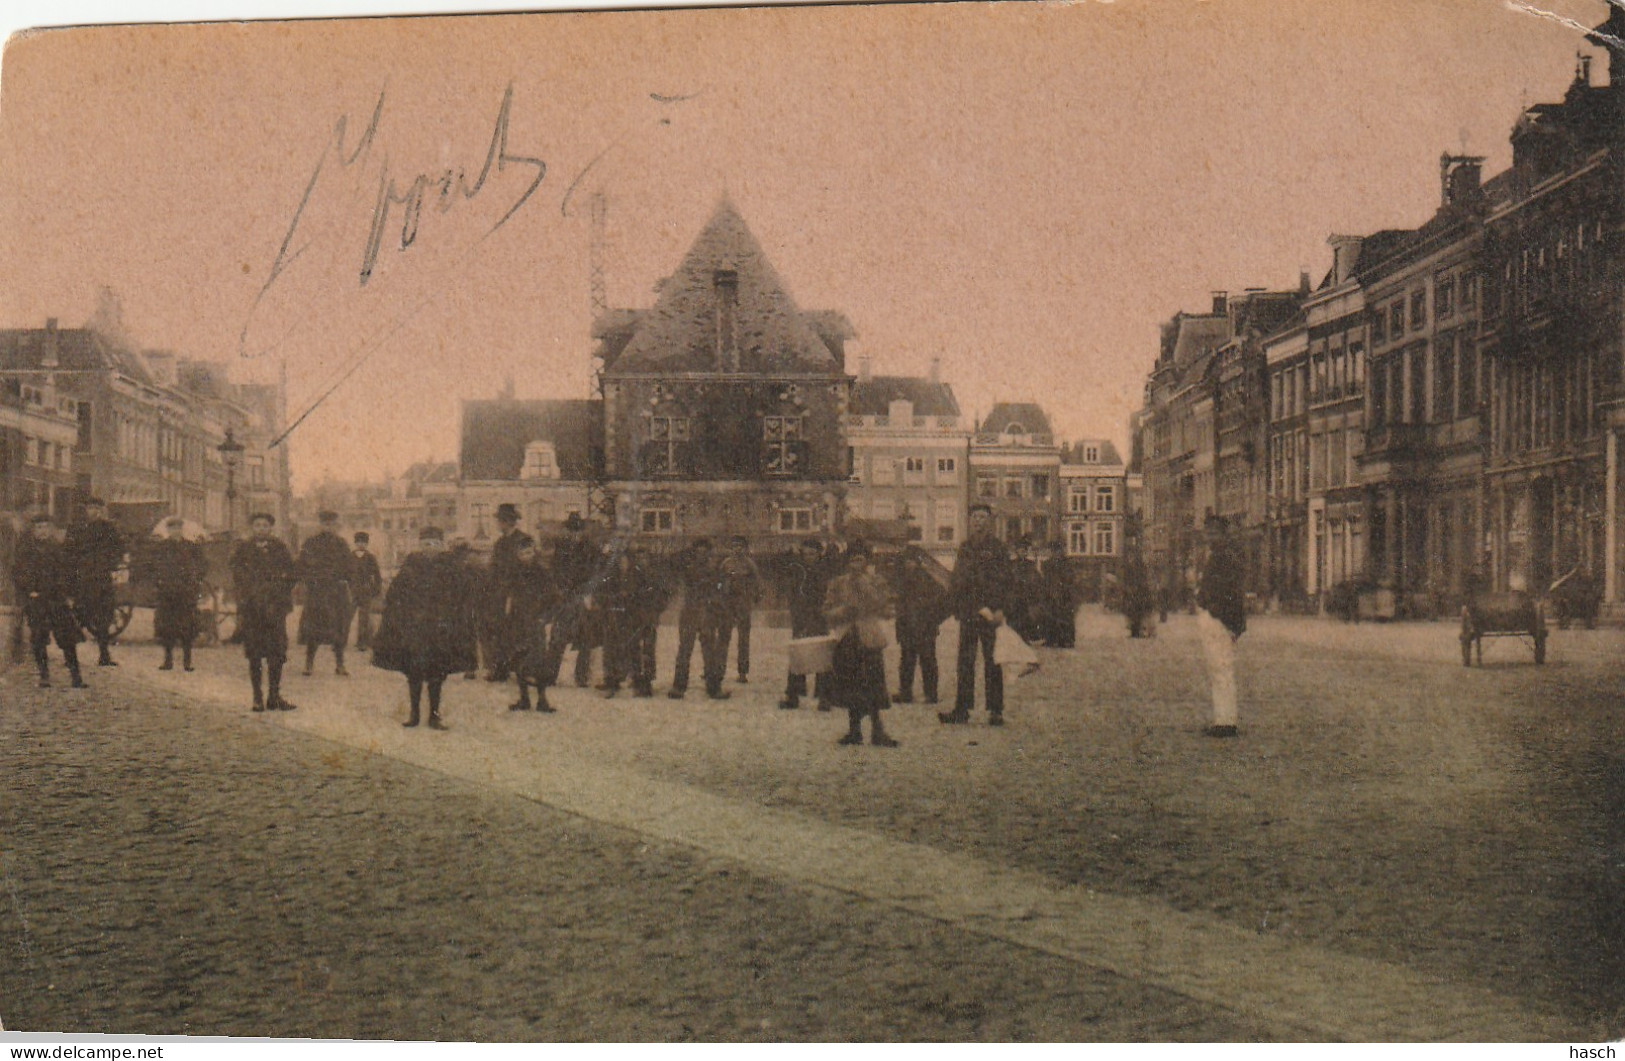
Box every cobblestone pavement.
[3,604,1622,1040]
[0,650,1283,1041]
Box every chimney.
[929,356,941,384]
[1211,291,1229,316]
[857,356,872,383]
[499,373,515,401]
[1439,153,1485,208]
[1299,269,1311,297]
[1579,52,1593,87]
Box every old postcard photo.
[1,0,1623,1044]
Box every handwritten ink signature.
[240,84,546,358]
[360,84,546,286]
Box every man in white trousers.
[1196,514,1246,737]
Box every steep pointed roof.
[609,199,843,376]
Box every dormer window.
[521,440,559,481]
[1005,423,1028,445]
[1084,444,1099,462]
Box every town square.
[3,0,1625,1045]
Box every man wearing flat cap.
[152,516,207,672]
[296,509,353,676]
[13,514,87,689]
[348,531,383,652]
[232,512,298,711]
[543,511,601,690]
[372,525,479,730]
[65,496,125,667]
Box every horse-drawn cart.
[1460,590,1547,666]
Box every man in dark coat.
[940,503,1013,726]
[152,516,207,672]
[1037,540,1078,647]
[543,512,601,690]
[667,538,728,700]
[508,539,559,713]
[1197,514,1247,738]
[716,535,762,684]
[65,497,125,667]
[893,546,950,704]
[1120,536,1157,639]
[296,510,353,676]
[599,545,664,698]
[231,512,298,712]
[1008,538,1045,642]
[348,531,383,651]
[13,515,87,689]
[372,526,478,730]
[485,503,533,682]
[779,537,833,710]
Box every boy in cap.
[349,531,383,651]
[231,513,298,712]
[152,516,207,672]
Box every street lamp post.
[217,427,245,537]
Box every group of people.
[225,509,384,714]
[11,498,139,688]
[327,500,1032,746]
[15,494,1248,743]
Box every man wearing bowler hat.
[486,502,534,683]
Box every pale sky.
[0,0,1611,490]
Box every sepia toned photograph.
[1,0,1623,1044]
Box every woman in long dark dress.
[822,541,897,748]
[372,526,478,730]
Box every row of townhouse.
[0,317,292,535]
[1139,38,1625,616]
